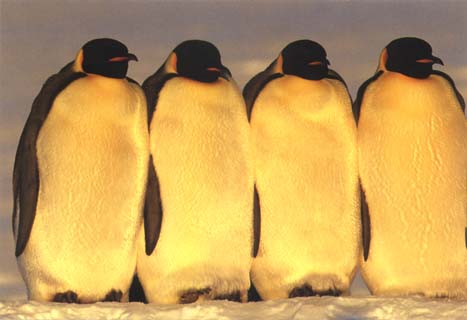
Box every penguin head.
[384,37,443,79]
[171,40,231,83]
[280,40,330,80]
[78,38,138,79]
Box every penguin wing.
[243,62,283,121]
[144,156,163,256]
[431,72,467,248]
[253,185,261,257]
[13,64,86,257]
[142,66,177,125]
[353,71,384,122]
[360,182,371,261]
[432,71,465,113]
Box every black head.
[385,37,443,79]
[281,40,330,80]
[81,38,138,79]
[173,40,231,83]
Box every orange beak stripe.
[108,56,130,62]
[416,58,434,64]
[206,67,221,72]
[308,61,322,66]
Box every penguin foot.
[53,291,79,303]
[289,285,315,298]
[315,288,342,297]
[214,291,242,302]
[103,289,123,302]
[179,287,212,304]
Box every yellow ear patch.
[73,49,84,72]
[165,52,178,74]
[377,48,388,72]
[273,54,284,73]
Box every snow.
[0,296,466,320]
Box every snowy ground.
[1,296,466,320]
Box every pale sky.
[1,0,466,299]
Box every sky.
[1,0,466,300]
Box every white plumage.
[17,74,149,302]
[359,71,467,298]
[137,76,254,304]
[250,75,360,300]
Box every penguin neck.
[86,74,128,86]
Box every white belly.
[250,75,360,299]
[18,76,149,302]
[137,78,254,304]
[359,72,467,298]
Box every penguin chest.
[25,77,149,295]
[251,76,359,275]
[148,78,253,268]
[359,73,467,283]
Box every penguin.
[136,40,256,304]
[13,38,148,303]
[356,37,467,298]
[245,40,360,300]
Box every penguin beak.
[219,66,232,80]
[431,55,444,65]
[127,53,138,61]
[326,59,331,66]
[416,55,443,65]
[108,53,138,63]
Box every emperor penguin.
[245,40,360,300]
[13,38,148,303]
[356,37,467,298]
[137,40,256,304]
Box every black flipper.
[142,65,177,125]
[432,70,465,113]
[144,156,163,256]
[253,185,261,258]
[432,71,466,248]
[353,70,384,123]
[13,63,86,257]
[141,62,175,256]
[360,182,371,261]
[242,60,283,121]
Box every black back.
[142,66,177,125]
[432,70,465,113]
[140,64,175,256]
[353,71,384,123]
[13,63,86,257]
[242,61,283,121]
